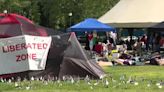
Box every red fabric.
[94,44,103,54]
[160,38,164,46]
[0,13,48,36]
[140,36,147,44]
[87,34,93,41]
[12,13,33,24]
[0,73,16,78]
[0,14,19,24]
[0,34,11,38]
[0,13,33,24]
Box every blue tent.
[68,18,115,32]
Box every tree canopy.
[0,0,119,31]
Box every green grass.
[1,65,164,92]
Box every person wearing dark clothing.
[109,37,114,44]
[126,40,132,50]
[155,35,161,52]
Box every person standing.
[87,33,93,50]
[140,34,147,51]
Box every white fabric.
[0,35,51,74]
[98,0,164,28]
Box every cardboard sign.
[0,35,52,74]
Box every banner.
[0,35,52,74]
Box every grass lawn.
[1,65,164,92]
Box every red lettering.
[16,53,37,62]
[15,44,21,51]
[43,43,48,49]
[21,54,26,61]
[3,42,49,53]
[10,45,15,52]
[2,46,8,53]
[21,43,26,49]
[26,43,32,49]
[37,43,42,49]
[32,53,36,60]
[16,55,21,62]
[32,43,37,49]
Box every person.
[148,33,154,50]
[159,35,164,47]
[108,35,114,46]
[126,37,132,50]
[133,38,142,56]
[155,34,161,52]
[102,43,108,57]
[94,42,103,55]
[92,32,98,50]
[140,34,147,51]
[159,35,164,51]
[87,33,93,50]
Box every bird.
[147,80,152,87]
[87,81,91,85]
[134,82,139,86]
[112,78,116,83]
[62,76,66,81]
[94,80,99,86]
[11,77,14,81]
[40,76,43,81]
[14,82,19,88]
[105,78,109,88]
[71,77,75,84]
[0,78,4,83]
[119,74,126,81]
[90,86,93,90]
[127,76,134,84]
[26,86,31,90]
[44,81,48,85]
[147,84,151,87]
[30,77,35,81]
[84,75,90,82]
[57,79,60,84]
[8,79,12,84]
[158,85,162,89]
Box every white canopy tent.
[98,0,164,28]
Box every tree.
[0,0,119,31]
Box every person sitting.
[94,42,103,55]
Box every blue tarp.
[68,18,115,32]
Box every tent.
[68,18,115,32]
[28,32,105,79]
[98,0,164,28]
[0,14,105,79]
[0,13,48,37]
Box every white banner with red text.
[0,35,52,74]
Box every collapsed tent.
[0,13,105,79]
[28,32,105,79]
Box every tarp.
[0,35,51,74]
[98,0,164,28]
[68,18,115,32]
